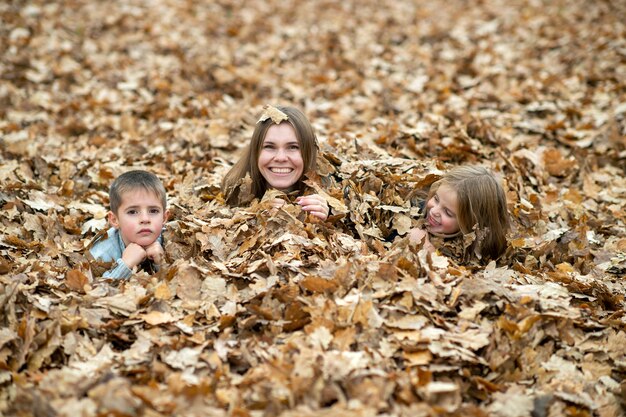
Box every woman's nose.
[274,148,287,160]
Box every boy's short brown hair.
[109,170,167,214]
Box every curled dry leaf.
[65,269,89,293]
[257,104,289,124]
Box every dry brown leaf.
[154,282,173,300]
[1,1,624,415]
[257,104,289,124]
[141,311,177,326]
[299,276,339,293]
[65,269,89,293]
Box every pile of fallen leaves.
[1,0,625,416]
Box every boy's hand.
[296,194,329,220]
[122,243,148,269]
[144,241,165,265]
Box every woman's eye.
[434,195,439,202]
[289,145,300,150]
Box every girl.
[221,105,329,220]
[409,165,510,263]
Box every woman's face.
[257,123,304,191]
[425,183,460,235]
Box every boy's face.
[108,188,169,248]
[425,183,460,235]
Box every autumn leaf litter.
[1,0,625,416]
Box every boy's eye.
[150,208,161,214]
[127,209,137,215]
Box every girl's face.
[425,183,460,235]
[258,123,304,191]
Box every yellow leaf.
[154,282,172,300]
[403,350,432,366]
[141,311,175,325]
[556,263,574,273]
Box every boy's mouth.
[138,228,152,234]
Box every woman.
[221,105,329,220]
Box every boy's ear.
[108,211,120,229]
[163,209,170,222]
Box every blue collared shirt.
[90,227,163,279]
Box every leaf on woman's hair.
[257,104,288,124]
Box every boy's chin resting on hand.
[144,241,165,264]
[121,242,149,270]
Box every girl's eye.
[289,145,300,150]
[434,195,440,202]
[445,209,454,217]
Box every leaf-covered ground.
[1,0,626,416]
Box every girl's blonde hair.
[222,106,318,204]
[429,166,510,261]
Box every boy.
[90,170,169,279]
